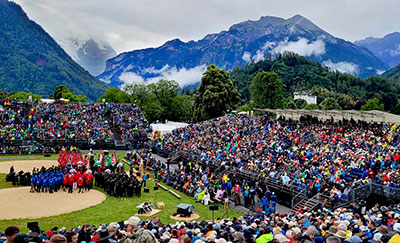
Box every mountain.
[355,32,400,69]
[98,14,389,88]
[0,0,109,101]
[63,38,117,76]
[383,63,400,82]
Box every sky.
[14,0,400,55]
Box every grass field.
[0,175,242,232]
[0,174,23,189]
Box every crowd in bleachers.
[0,99,150,152]
[3,202,400,243]
[154,115,400,207]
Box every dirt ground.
[0,187,106,220]
[0,160,59,174]
[0,160,106,220]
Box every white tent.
[151,121,188,138]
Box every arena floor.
[0,160,59,174]
[0,160,106,220]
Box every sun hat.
[126,216,141,226]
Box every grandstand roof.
[256,108,400,124]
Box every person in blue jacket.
[260,195,269,211]
[43,176,49,193]
[49,177,55,193]
[270,192,277,213]
[30,175,36,193]
[36,174,43,193]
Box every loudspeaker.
[209,205,219,211]
[144,187,150,193]
[153,186,159,190]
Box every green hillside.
[231,52,400,112]
[383,63,400,82]
[0,0,109,101]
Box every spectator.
[4,226,19,243]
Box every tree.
[361,97,384,111]
[286,100,297,109]
[124,80,193,123]
[49,85,70,100]
[49,85,87,102]
[0,89,6,99]
[8,91,41,100]
[294,99,307,109]
[320,97,341,110]
[193,65,240,122]
[250,71,285,109]
[148,80,181,122]
[98,88,131,103]
[304,104,319,110]
[124,83,151,106]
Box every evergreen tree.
[193,64,240,122]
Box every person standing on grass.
[4,226,19,243]
[142,174,147,188]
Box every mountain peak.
[99,13,388,87]
[285,14,322,32]
[383,32,400,40]
[356,31,400,68]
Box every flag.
[98,149,103,163]
[112,152,118,166]
[85,154,90,167]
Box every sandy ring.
[0,160,106,220]
[0,160,59,174]
[170,214,200,221]
[0,187,106,220]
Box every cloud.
[118,72,145,86]
[245,38,324,63]
[118,65,207,88]
[252,41,275,62]
[242,52,251,62]
[323,60,359,75]
[390,44,400,57]
[376,69,385,75]
[272,38,326,56]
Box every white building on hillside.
[294,91,317,105]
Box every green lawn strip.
[0,173,23,189]
[0,180,242,232]
[0,154,58,162]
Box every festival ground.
[0,157,242,231]
[0,160,59,174]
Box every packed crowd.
[0,99,150,144]
[155,115,400,206]
[3,202,400,243]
